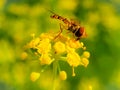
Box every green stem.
[53,60,58,90]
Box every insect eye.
[79,27,84,34]
[80,27,87,37]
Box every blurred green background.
[0,0,120,90]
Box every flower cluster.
[26,32,90,81]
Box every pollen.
[59,71,67,80]
[53,41,66,54]
[30,72,40,82]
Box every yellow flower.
[66,39,83,49]
[53,41,66,54]
[37,38,51,54]
[40,33,54,40]
[83,51,90,58]
[39,53,54,65]
[81,58,89,67]
[26,32,90,77]
[59,71,67,80]
[30,72,40,82]
[66,51,80,67]
[28,37,40,48]
[66,45,75,53]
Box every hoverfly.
[48,10,86,40]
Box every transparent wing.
[70,19,81,26]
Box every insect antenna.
[45,8,56,15]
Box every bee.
[48,10,86,40]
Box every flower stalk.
[53,60,58,90]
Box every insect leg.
[76,37,80,41]
[73,28,81,41]
[54,23,64,40]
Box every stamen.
[72,66,75,76]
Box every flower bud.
[59,71,67,80]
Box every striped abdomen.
[50,14,70,24]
